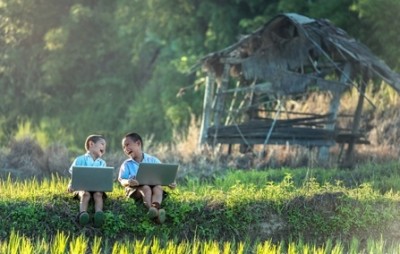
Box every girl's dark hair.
[85,134,106,150]
[124,132,143,148]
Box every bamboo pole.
[342,71,368,167]
[198,72,215,148]
[212,64,230,147]
[224,80,241,125]
[318,63,351,162]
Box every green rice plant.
[2,233,400,254]
[254,240,281,254]
[331,240,344,254]
[366,236,386,254]
[50,231,69,254]
[286,241,298,254]
[323,238,333,253]
[174,240,188,254]
[91,236,102,254]
[301,244,310,254]
[4,230,22,254]
[201,240,220,254]
[69,234,88,254]
[348,237,360,254]
[34,238,50,254]
[311,244,325,254]
[221,241,231,254]
[7,230,21,254]
[150,237,162,254]
[19,235,34,254]
[164,240,179,254]
[237,241,245,254]
[294,239,306,254]
[0,241,6,254]
[132,238,150,254]
[111,241,129,254]
[191,239,201,254]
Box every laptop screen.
[71,166,114,192]
[135,163,178,186]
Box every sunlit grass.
[2,232,400,253]
[0,174,126,201]
[50,231,69,254]
[1,164,400,253]
[69,234,88,254]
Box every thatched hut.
[196,13,400,166]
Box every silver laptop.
[136,163,178,186]
[71,166,114,192]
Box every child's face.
[88,138,106,158]
[122,137,142,160]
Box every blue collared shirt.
[118,153,160,181]
[68,153,107,174]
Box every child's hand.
[128,179,139,187]
[67,185,74,193]
[168,182,177,189]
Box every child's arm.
[119,178,139,187]
[118,162,140,187]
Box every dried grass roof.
[199,13,400,95]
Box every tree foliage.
[0,0,398,151]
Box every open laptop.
[71,166,114,192]
[135,163,179,186]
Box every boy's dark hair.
[85,134,106,151]
[124,132,143,148]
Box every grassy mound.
[1,163,400,252]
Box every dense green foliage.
[1,162,399,253]
[0,0,399,151]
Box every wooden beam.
[212,64,230,147]
[198,73,215,147]
[342,72,368,167]
[318,63,351,161]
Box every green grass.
[1,161,400,253]
[1,230,400,253]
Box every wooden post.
[212,64,230,147]
[224,80,241,125]
[342,72,368,168]
[240,80,256,153]
[318,63,351,162]
[198,72,215,148]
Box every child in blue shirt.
[118,132,176,224]
[67,134,107,227]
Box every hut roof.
[198,13,400,95]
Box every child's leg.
[137,185,152,209]
[93,192,105,227]
[93,192,103,212]
[77,191,91,226]
[79,191,91,212]
[151,185,163,207]
[151,185,166,224]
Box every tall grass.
[1,163,400,253]
[1,232,400,253]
